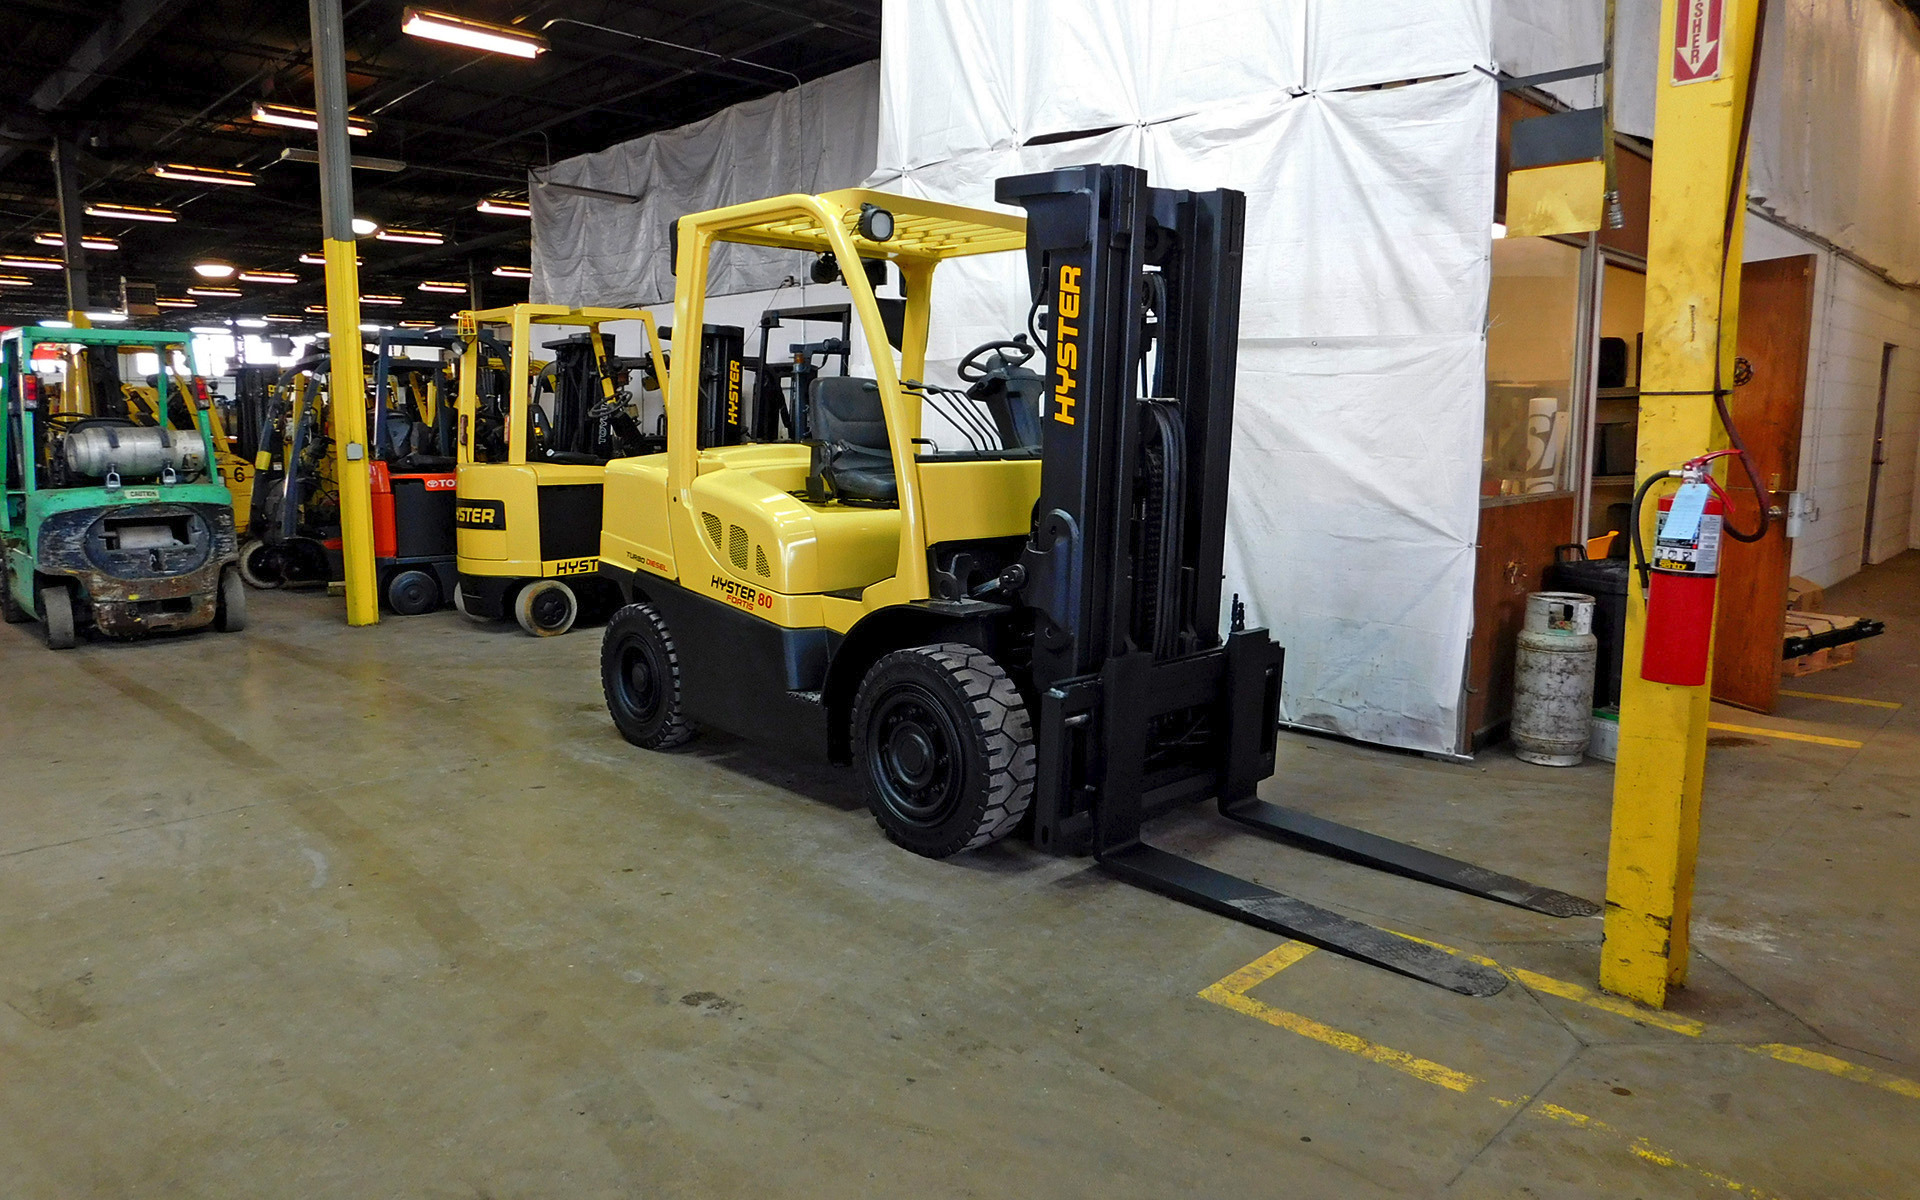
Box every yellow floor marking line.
[1197,942,1480,1092]
[1196,949,1785,1196]
[1388,931,1707,1037]
[1528,1103,1786,1199]
[1748,1044,1920,1101]
[1778,689,1903,710]
[1708,721,1864,749]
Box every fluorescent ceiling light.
[193,262,236,279]
[375,228,443,245]
[33,233,119,251]
[252,101,373,137]
[352,217,380,236]
[41,319,74,329]
[264,315,304,323]
[156,297,198,308]
[1,254,64,271]
[402,8,548,58]
[187,285,242,297]
[0,274,33,288]
[476,195,531,217]
[398,320,438,328]
[238,270,299,284]
[417,280,467,293]
[233,318,269,328]
[276,147,406,173]
[85,201,178,223]
[150,162,256,187]
[84,311,130,323]
[358,323,382,332]
[491,265,532,279]
[304,305,329,314]
[362,294,405,306]
[299,251,363,266]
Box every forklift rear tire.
[853,643,1035,858]
[386,569,441,616]
[215,566,248,633]
[602,602,695,749]
[42,585,76,650]
[452,583,486,622]
[238,540,284,590]
[514,579,577,636]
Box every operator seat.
[811,376,896,503]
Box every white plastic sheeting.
[1747,0,1920,288]
[875,1,1497,753]
[529,62,880,307]
[1491,0,1660,138]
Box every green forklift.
[2,325,244,649]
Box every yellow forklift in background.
[451,304,671,635]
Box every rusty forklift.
[598,166,1596,994]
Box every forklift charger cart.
[452,304,671,636]
[597,168,1598,996]
[2,326,244,648]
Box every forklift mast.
[996,165,1594,995]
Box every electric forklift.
[452,305,672,635]
[597,168,1598,996]
[238,354,340,590]
[2,326,244,648]
[367,329,459,614]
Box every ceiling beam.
[0,0,195,173]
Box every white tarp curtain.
[1491,0,1660,138]
[529,62,880,307]
[1748,0,1920,287]
[875,0,1497,753]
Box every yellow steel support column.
[1600,0,1762,1006]
[310,0,377,625]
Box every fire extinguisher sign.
[1672,0,1726,85]
[1655,483,1722,574]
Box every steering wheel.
[956,337,1036,383]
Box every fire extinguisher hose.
[1630,469,1681,592]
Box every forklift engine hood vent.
[83,506,215,579]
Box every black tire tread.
[601,602,696,750]
[854,642,1034,856]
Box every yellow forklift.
[596,169,1599,996]
[451,304,670,635]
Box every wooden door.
[1712,254,1816,712]
[1467,494,1579,745]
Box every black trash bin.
[1550,547,1630,709]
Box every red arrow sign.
[1673,0,1725,84]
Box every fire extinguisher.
[1639,466,1724,686]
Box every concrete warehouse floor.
[2,556,1917,1199]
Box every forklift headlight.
[858,203,895,243]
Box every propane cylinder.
[62,425,205,481]
[1511,591,1599,767]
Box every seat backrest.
[810,377,887,454]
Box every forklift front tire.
[42,585,76,650]
[514,579,578,636]
[215,566,248,633]
[602,602,695,749]
[853,643,1035,859]
[1,580,27,624]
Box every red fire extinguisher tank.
[1641,483,1724,687]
